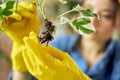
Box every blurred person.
[48,0,120,80]
[47,0,120,80]
[4,0,120,80]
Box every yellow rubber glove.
[22,31,91,80]
[1,2,40,72]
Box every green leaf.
[6,1,15,10]
[71,23,95,34]
[79,9,98,18]
[71,5,98,18]
[2,10,13,16]
[91,13,98,18]
[72,4,81,11]
[0,1,15,16]
[71,17,95,34]
[77,25,95,34]
[72,17,91,26]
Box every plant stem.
[40,6,47,19]
[37,0,47,19]
[15,0,18,11]
[41,0,47,19]
[56,9,74,19]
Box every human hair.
[111,0,120,25]
[112,0,120,6]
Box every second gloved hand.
[22,31,91,80]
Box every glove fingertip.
[20,2,36,12]
[23,37,29,42]
[21,11,34,18]
[29,31,40,45]
[29,31,37,37]
[9,12,22,21]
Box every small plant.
[37,0,99,44]
[0,0,99,44]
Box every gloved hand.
[22,31,91,80]
[1,2,40,72]
[3,2,40,44]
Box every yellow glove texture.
[22,31,91,80]
[1,2,40,72]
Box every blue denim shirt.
[8,34,120,80]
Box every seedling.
[37,0,99,44]
[0,0,99,45]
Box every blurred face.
[82,0,116,42]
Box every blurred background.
[0,0,120,80]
